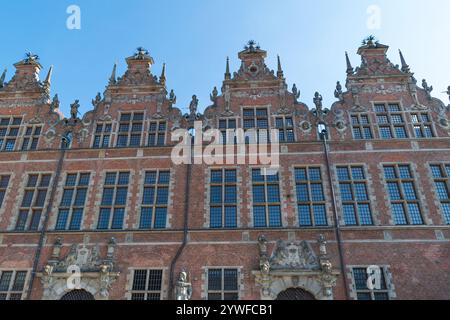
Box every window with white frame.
[351,267,390,300]
[139,170,170,229]
[21,126,41,151]
[0,175,10,208]
[243,108,269,143]
[429,164,450,224]
[351,113,373,140]
[116,113,144,147]
[93,122,112,148]
[275,116,295,142]
[218,118,237,145]
[209,169,238,229]
[148,121,167,146]
[252,169,282,228]
[411,113,434,138]
[374,103,408,139]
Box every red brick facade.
[0,40,449,300]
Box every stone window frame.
[378,162,433,226]
[125,267,168,300]
[20,125,42,151]
[90,169,135,230]
[409,112,436,139]
[0,116,23,152]
[0,269,32,300]
[426,162,450,225]
[248,167,284,228]
[240,105,272,144]
[290,166,329,227]
[133,168,174,230]
[289,164,335,228]
[147,120,168,147]
[9,172,54,232]
[136,169,171,230]
[217,117,239,145]
[201,266,244,301]
[347,265,397,300]
[204,166,242,229]
[349,112,374,140]
[0,172,14,225]
[91,121,113,149]
[53,172,93,231]
[272,114,296,143]
[334,164,378,226]
[115,111,146,148]
[371,101,411,139]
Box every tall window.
[207,268,239,300]
[252,169,281,228]
[294,167,328,227]
[116,113,144,147]
[21,126,41,151]
[98,172,130,230]
[148,121,167,146]
[140,171,170,229]
[374,103,408,139]
[275,116,295,142]
[351,114,373,140]
[352,267,390,300]
[130,269,163,300]
[0,117,22,152]
[93,122,112,148]
[16,174,51,231]
[210,169,237,229]
[0,270,28,300]
[430,164,450,224]
[0,175,10,208]
[337,166,373,226]
[411,113,434,138]
[243,108,269,143]
[383,165,423,225]
[218,118,237,144]
[55,173,91,230]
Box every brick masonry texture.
[0,40,449,300]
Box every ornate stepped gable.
[0,39,449,150]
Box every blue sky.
[0,0,449,116]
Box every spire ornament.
[446,86,450,104]
[0,69,6,88]
[277,55,284,79]
[345,52,353,75]
[160,63,166,87]
[399,49,410,73]
[224,57,231,80]
[109,63,117,85]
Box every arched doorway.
[276,288,316,300]
[60,289,95,301]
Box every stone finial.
[43,65,53,87]
[277,55,284,79]
[0,69,6,88]
[224,57,231,80]
[446,86,450,103]
[345,52,354,75]
[109,63,117,85]
[399,49,410,73]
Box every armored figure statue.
[50,94,60,111]
[313,92,323,110]
[422,79,433,99]
[175,271,192,300]
[334,81,343,101]
[169,89,177,105]
[92,92,102,107]
[189,95,199,116]
[70,100,80,119]
[292,84,300,102]
[210,86,218,103]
